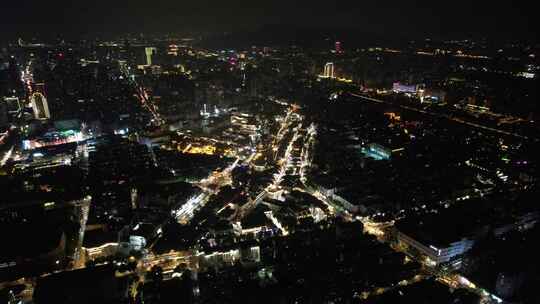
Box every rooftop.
[395,202,490,248]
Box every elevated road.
[350,93,531,140]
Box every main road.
[240,106,303,219]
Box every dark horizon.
[1,1,538,42]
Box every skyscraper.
[335,41,342,54]
[30,92,51,120]
[3,97,21,115]
[145,47,157,66]
[34,82,46,96]
[323,62,335,78]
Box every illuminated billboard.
[23,130,83,150]
[392,82,418,93]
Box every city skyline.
[1,2,539,304]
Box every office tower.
[335,41,342,53]
[145,47,157,66]
[323,62,335,78]
[3,97,21,115]
[34,82,46,95]
[30,92,51,120]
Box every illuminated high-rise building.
[335,41,342,54]
[323,62,335,78]
[145,47,157,66]
[34,82,46,95]
[3,97,20,115]
[30,92,51,120]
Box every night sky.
[0,1,537,40]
